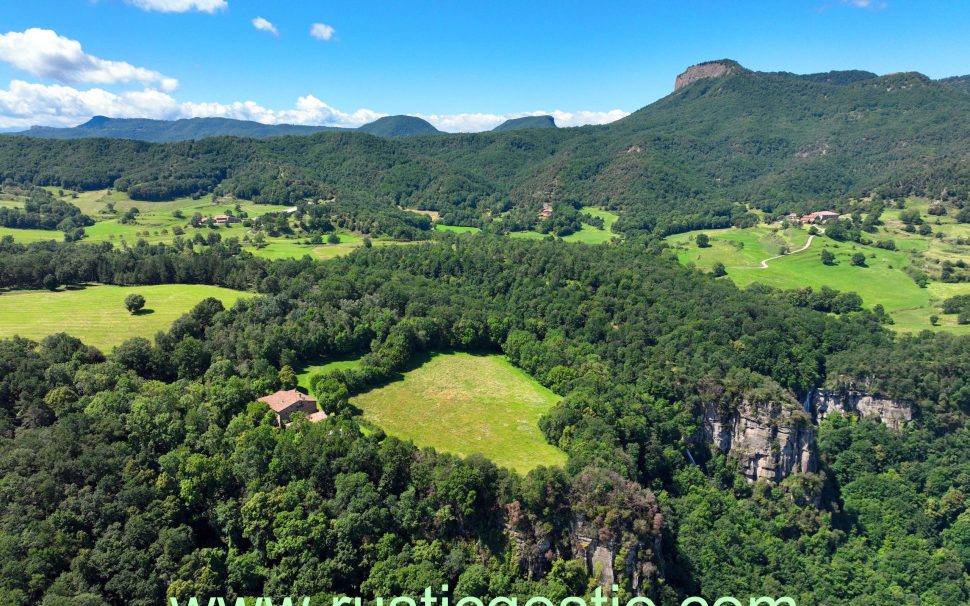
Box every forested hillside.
[3,61,970,236]
[0,236,968,604]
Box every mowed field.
[667,201,970,334]
[0,284,252,350]
[350,352,566,474]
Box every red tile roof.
[258,389,316,413]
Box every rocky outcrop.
[571,514,660,591]
[504,502,555,580]
[811,388,912,430]
[504,468,664,594]
[702,397,816,482]
[675,60,742,91]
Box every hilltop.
[939,74,970,95]
[355,115,440,138]
[492,115,557,132]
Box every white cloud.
[0,80,629,132]
[310,23,336,41]
[251,17,278,36]
[0,80,181,129]
[0,29,178,91]
[125,0,227,13]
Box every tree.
[42,274,58,291]
[363,237,373,248]
[930,315,940,326]
[124,293,146,314]
[956,208,970,224]
[821,249,836,265]
[695,233,710,248]
[278,364,297,390]
[850,253,866,267]
[899,209,923,225]
[918,223,932,236]
[711,262,727,277]
[327,233,341,244]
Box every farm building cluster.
[786,210,841,224]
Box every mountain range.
[9,112,561,142]
[2,60,969,235]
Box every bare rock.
[702,397,816,482]
[675,60,743,92]
[811,388,912,430]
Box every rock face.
[504,468,664,595]
[702,398,816,482]
[675,60,740,92]
[811,388,912,430]
[571,515,660,591]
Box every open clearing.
[667,203,970,334]
[0,284,252,350]
[350,352,566,474]
[297,358,362,391]
[509,207,620,244]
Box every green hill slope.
[355,115,440,137]
[3,60,970,237]
[492,115,557,132]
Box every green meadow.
[667,203,970,335]
[296,358,363,391]
[350,352,566,474]
[509,207,620,244]
[563,207,620,244]
[0,284,252,350]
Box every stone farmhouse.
[258,389,326,427]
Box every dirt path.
[736,232,818,270]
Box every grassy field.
[563,208,620,244]
[350,352,566,474]
[4,188,293,247]
[296,358,362,391]
[0,284,252,350]
[668,226,810,268]
[667,206,970,334]
[509,207,620,244]
[0,226,63,243]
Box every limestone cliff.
[811,387,912,430]
[504,468,664,594]
[568,468,663,593]
[702,396,816,482]
[674,60,744,92]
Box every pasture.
[667,204,970,335]
[297,358,362,391]
[0,284,252,350]
[350,352,566,474]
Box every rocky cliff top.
[674,59,746,92]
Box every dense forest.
[0,236,967,605]
[2,63,970,237]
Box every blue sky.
[0,0,968,131]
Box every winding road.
[736,231,819,270]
